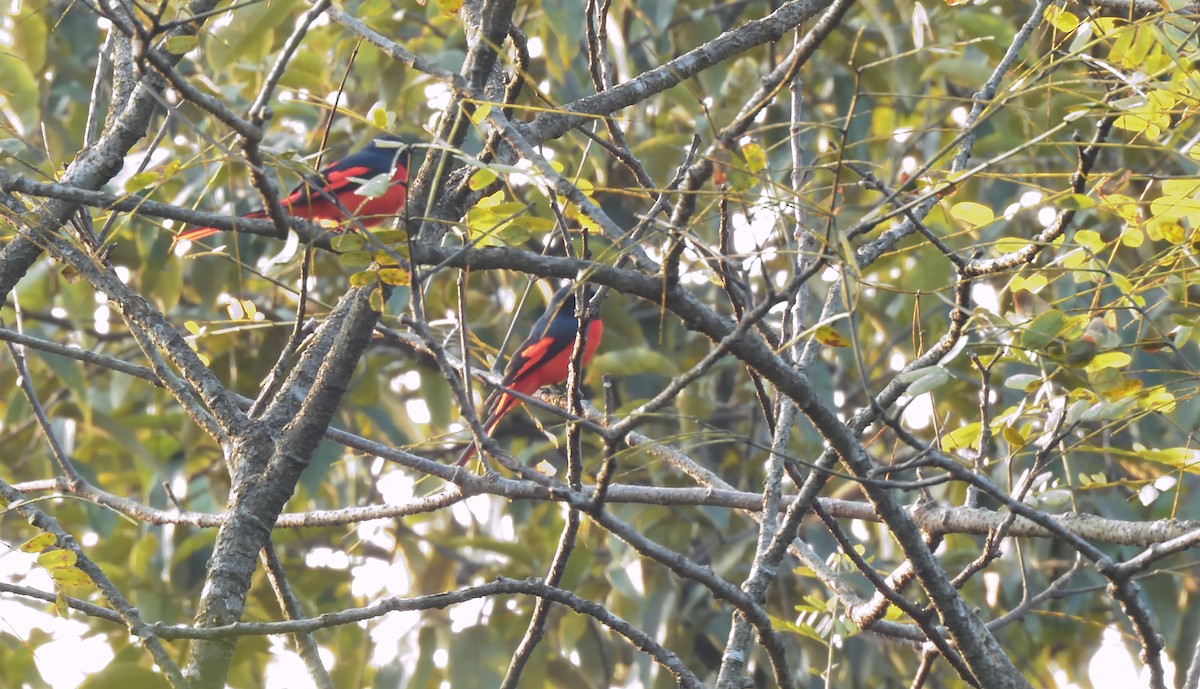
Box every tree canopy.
[3,0,1200,688]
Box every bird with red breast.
[176,134,408,243]
[459,284,604,466]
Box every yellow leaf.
[471,102,493,124]
[1113,113,1162,138]
[1159,222,1187,244]
[1159,178,1200,197]
[1084,351,1131,372]
[943,423,981,451]
[1089,17,1121,35]
[1139,388,1176,413]
[469,168,498,190]
[348,270,377,288]
[1060,194,1095,210]
[378,268,408,286]
[1043,5,1079,33]
[1150,195,1200,224]
[37,549,77,569]
[1010,274,1047,294]
[163,35,198,55]
[995,237,1026,253]
[741,142,767,173]
[20,533,57,553]
[1099,375,1142,401]
[367,102,393,129]
[1098,193,1140,222]
[1060,250,1087,270]
[1001,424,1026,448]
[950,201,994,227]
[1147,89,1176,110]
[1140,447,1198,469]
[477,190,505,209]
[1110,272,1135,297]
[1119,227,1143,247]
[813,324,850,348]
[50,567,93,588]
[1074,229,1104,252]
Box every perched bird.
[458,284,604,466]
[176,135,408,243]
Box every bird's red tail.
[174,209,268,244]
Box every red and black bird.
[459,284,604,465]
[177,135,408,243]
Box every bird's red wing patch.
[281,165,373,206]
[508,337,557,384]
[321,165,373,192]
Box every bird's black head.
[367,134,419,171]
[549,283,600,319]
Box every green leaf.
[204,0,297,73]
[950,201,994,227]
[40,353,88,420]
[142,244,183,313]
[1019,309,1069,350]
[331,234,365,252]
[903,366,950,397]
[589,348,679,380]
[0,138,25,155]
[372,229,407,244]
[353,172,393,199]
[1003,374,1042,392]
[922,58,996,89]
[338,250,374,268]
[0,53,41,128]
[163,34,198,55]
[11,9,48,73]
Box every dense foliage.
[2,0,1200,687]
